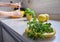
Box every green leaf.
[33,17,37,22]
[26,8,31,12]
[25,8,31,14]
[30,10,35,16]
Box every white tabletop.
[0,18,60,42]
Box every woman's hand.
[0,10,22,18]
[10,10,23,18]
[8,3,21,8]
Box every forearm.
[0,10,22,17]
[0,2,19,8]
[0,2,10,6]
[0,11,13,17]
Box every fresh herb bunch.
[27,17,53,40]
[25,8,54,40]
[25,8,35,17]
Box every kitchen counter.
[0,18,60,42]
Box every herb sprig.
[25,8,35,17]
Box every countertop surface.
[0,18,60,42]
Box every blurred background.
[0,0,60,20]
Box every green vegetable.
[27,18,53,40]
[26,8,53,40]
[25,8,35,17]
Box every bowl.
[25,28,56,39]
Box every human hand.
[11,10,23,18]
[8,3,21,8]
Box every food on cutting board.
[25,8,56,40]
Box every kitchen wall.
[22,0,60,20]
